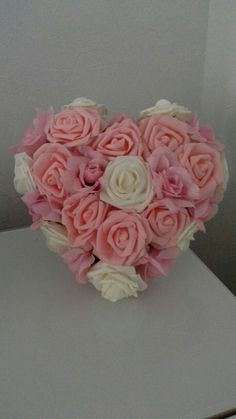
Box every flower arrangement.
[12,98,228,302]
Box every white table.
[0,227,235,419]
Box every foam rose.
[94,117,143,160]
[148,146,199,210]
[139,99,191,121]
[11,109,50,156]
[187,114,224,151]
[62,151,107,194]
[62,248,95,284]
[64,97,107,116]
[22,191,61,229]
[62,191,110,250]
[176,221,202,251]
[13,152,35,195]
[136,247,179,280]
[100,156,153,212]
[153,166,199,210]
[190,197,219,222]
[144,201,191,249]
[180,143,223,201]
[46,106,104,148]
[40,221,68,254]
[87,262,147,302]
[94,210,152,265]
[32,143,71,208]
[148,145,179,171]
[139,114,190,158]
[192,153,228,222]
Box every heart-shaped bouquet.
[12,98,228,302]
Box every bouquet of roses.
[12,98,228,302]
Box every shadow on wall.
[191,0,236,295]
[191,186,236,296]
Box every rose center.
[110,137,125,149]
[117,170,137,193]
[192,157,213,186]
[83,207,94,222]
[166,175,182,194]
[114,227,129,248]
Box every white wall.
[192,0,236,293]
[0,0,209,229]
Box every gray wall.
[192,0,236,294]
[0,0,209,229]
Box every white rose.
[40,221,68,254]
[139,99,191,120]
[177,222,199,252]
[13,152,35,195]
[64,97,107,116]
[222,154,229,192]
[87,262,147,302]
[100,156,153,212]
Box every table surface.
[0,227,235,419]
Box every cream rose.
[139,99,191,121]
[13,152,35,194]
[177,221,199,251]
[40,221,68,254]
[64,97,107,116]
[87,262,147,302]
[100,156,153,211]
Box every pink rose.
[62,248,95,284]
[191,199,218,222]
[144,201,191,249]
[32,143,71,208]
[136,247,179,280]
[62,191,110,250]
[110,113,129,124]
[22,190,61,229]
[94,211,152,265]
[153,167,199,210]
[190,186,222,222]
[11,109,50,156]
[139,114,189,157]
[180,143,223,201]
[187,114,224,151]
[148,145,179,170]
[94,116,143,160]
[148,146,199,210]
[62,148,107,194]
[46,107,105,148]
